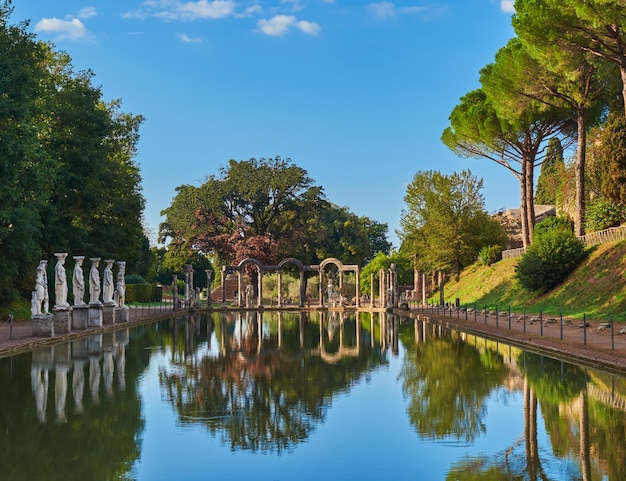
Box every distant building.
[494,205,556,249]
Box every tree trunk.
[438,271,445,306]
[520,160,531,248]
[525,156,535,244]
[575,112,587,237]
[621,63,626,117]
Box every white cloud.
[258,15,296,36]
[179,32,202,42]
[297,20,321,35]
[368,2,396,19]
[500,0,515,13]
[126,0,237,21]
[77,7,97,19]
[257,14,320,36]
[34,17,91,41]
[243,4,263,16]
[177,0,236,20]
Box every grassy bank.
[437,239,626,323]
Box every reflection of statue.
[31,366,49,424]
[32,261,49,316]
[115,261,126,307]
[245,284,254,308]
[103,260,115,305]
[89,258,101,304]
[73,256,85,305]
[54,253,69,309]
[72,360,85,414]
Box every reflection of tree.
[400,335,508,442]
[446,349,626,481]
[0,334,150,481]
[159,312,387,453]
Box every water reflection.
[0,312,624,480]
[405,318,626,481]
[158,311,392,453]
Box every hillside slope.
[439,240,626,322]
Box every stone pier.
[53,309,72,335]
[72,305,89,330]
[32,314,54,337]
[88,303,103,328]
[102,305,116,325]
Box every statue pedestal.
[115,306,129,323]
[72,305,89,330]
[53,308,72,334]
[88,303,103,328]
[32,314,54,337]
[102,304,116,325]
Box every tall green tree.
[514,1,612,236]
[160,157,389,269]
[0,2,148,302]
[0,3,50,299]
[535,137,565,205]
[398,170,506,277]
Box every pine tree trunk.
[575,112,587,237]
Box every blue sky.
[13,1,517,249]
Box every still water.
[1,310,625,481]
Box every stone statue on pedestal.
[31,260,50,317]
[73,256,85,305]
[89,258,101,304]
[103,259,115,305]
[115,261,126,307]
[54,253,69,309]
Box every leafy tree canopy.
[399,170,506,276]
[159,157,390,269]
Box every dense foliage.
[399,170,506,277]
[159,156,391,270]
[0,2,148,303]
[515,217,586,292]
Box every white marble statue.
[54,253,69,309]
[115,261,126,307]
[73,256,85,305]
[32,260,49,316]
[89,258,101,304]
[103,259,115,305]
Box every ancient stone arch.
[220,256,361,309]
[313,258,361,308]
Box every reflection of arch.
[317,311,361,363]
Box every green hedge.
[125,284,162,303]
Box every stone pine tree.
[514,0,611,236]
[535,137,565,205]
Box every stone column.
[277,271,282,307]
[72,256,88,330]
[88,258,103,327]
[370,273,375,308]
[32,260,54,337]
[115,261,129,322]
[102,259,116,325]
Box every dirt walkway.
[2,306,626,373]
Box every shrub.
[515,227,585,292]
[585,197,626,233]
[533,215,573,239]
[125,274,148,285]
[479,245,502,266]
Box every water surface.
[1,311,624,480]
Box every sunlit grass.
[437,240,626,323]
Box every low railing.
[580,225,626,247]
[501,225,626,259]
